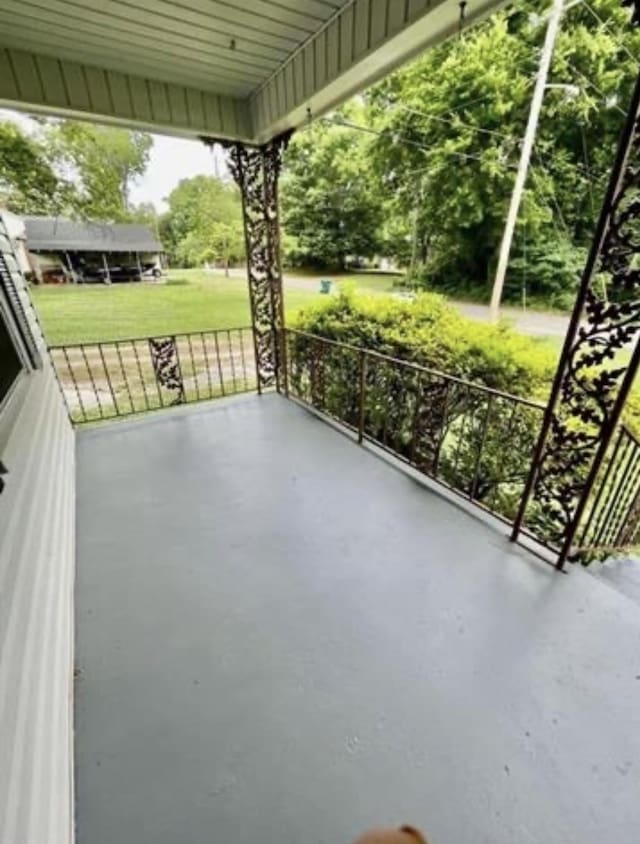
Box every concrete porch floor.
[75,394,640,844]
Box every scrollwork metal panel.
[216,133,291,392]
[149,337,185,405]
[513,3,640,566]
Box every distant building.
[23,216,165,283]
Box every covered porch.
[3,2,640,843]
[75,394,640,844]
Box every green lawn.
[30,270,304,345]
[31,268,402,345]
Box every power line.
[319,115,519,170]
[564,61,627,116]
[531,150,570,234]
[580,123,596,220]
[578,0,638,64]
[391,102,516,143]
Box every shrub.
[291,288,556,400]
[289,289,557,522]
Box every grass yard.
[31,268,401,345]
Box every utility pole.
[490,0,565,322]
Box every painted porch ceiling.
[0,0,507,142]
[0,0,350,98]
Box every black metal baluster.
[132,340,151,411]
[358,350,368,444]
[487,400,520,511]
[470,394,494,501]
[62,346,86,422]
[80,344,104,420]
[432,378,451,478]
[213,331,225,396]
[408,372,424,466]
[613,448,640,546]
[591,436,633,549]
[147,339,166,408]
[98,343,118,418]
[173,336,187,404]
[238,329,249,391]
[201,332,213,399]
[187,333,200,401]
[609,444,640,546]
[115,341,135,414]
[451,386,473,485]
[227,330,237,392]
[578,427,625,549]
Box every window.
[0,308,22,407]
[0,217,39,411]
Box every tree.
[0,120,68,214]
[162,175,243,268]
[276,0,639,300]
[201,221,244,275]
[366,0,640,297]
[280,105,383,270]
[44,122,153,222]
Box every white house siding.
[0,237,75,843]
[251,0,507,143]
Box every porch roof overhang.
[0,0,507,145]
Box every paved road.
[229,269,572,340]
[454,301,570,339]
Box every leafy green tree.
[128,201,159,227]
[162,175,243,268]
[201,221,244,275]
[281,106,383,270]
[367,0,640,296]
[44,122,153,222]
[0,120,67,213]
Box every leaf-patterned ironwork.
[516,42,640,564]
[211,133,291,392]
[149,337,185,405]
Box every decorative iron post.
[203,133,291,394]
[512,0,640,568]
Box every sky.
[0,108,227,212]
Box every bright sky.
[0,108,228,212]
[129,134,227,211]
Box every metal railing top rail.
[286,327,640,566]
[49,325,252,350]
[620,423,640,448]
[286,328,547,411]
[286,327,548,557]
[51,326,256,425]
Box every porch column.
[512,0,640,567]
[222,133,291,394]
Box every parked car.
[76,265,140,283]
[141,263,163,279]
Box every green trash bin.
[320,279,333,294]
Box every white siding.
[0,47,253,141]
[0,244,75,842]
[251,0,507,143]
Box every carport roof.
[0,0,506,144]
[23,216,163,254]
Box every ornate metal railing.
[574,425,640,559]
[285,328,547,527]
[50,327,255,424]
[50,322,640,563]
[286,329,640,564]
